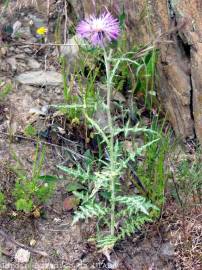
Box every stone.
[27,58,41,69]
[63,196,79,211]
[12,21,22,38]
[6,57,17,71]
[15,248,31,263]
[15,71,63,86]
[28,108,47,115]
[0,47,7,56]
[15,54,26,59]
[160,242,175,258]
[29,239,36,246]
[17,26,33,40]
[41,105,49,114]
[24,48,33,54]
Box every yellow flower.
[36,26,47,36]
[71,117,80,125]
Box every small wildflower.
[71,117,80,125]
[76,12,120,46]
[36,26,47,36]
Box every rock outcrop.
[68,0,202,143]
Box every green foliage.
[0,81,12,102]
[15,198,33,212]
[174,147,202,207]
[59,53,98,121]
[24,124,37,137]
[116,195,157,215]
[61,56,71,102]
[137,117,171,208]
[117,215,151,241]
[135,49,158,109]
[12,144,57,213]
[73,199,108,224]
[112,32,158,111]
[0,192,6,213]
[2,0,10,9]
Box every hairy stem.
[104,49,116,236]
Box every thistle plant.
[59,12,159,251]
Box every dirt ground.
[0,1,201,269]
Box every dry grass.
[1,0,39,14]
[0,0,52,18]
[174,216,202,269]
[166,203,202,270]
[15,0,39,9]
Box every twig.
[11,42,83,47]
[0,131,87,160]
[10,40,173,49]
[47,0,50,18]
[0,229,48,257]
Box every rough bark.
[68,0,202,143]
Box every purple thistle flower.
[76,12,120,47]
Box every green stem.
[104,49,115,236]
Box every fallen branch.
[0,229,48,257]
[0,131,86,160]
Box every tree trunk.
[68,0,202,143]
